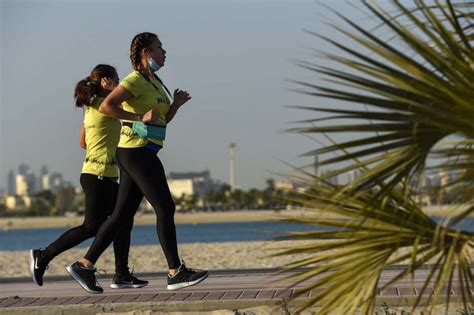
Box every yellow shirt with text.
[118,71,171,148]
[81,97,121,177]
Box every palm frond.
[278,0,474,313]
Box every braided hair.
[74,64,117,107]
[130,32,159,73]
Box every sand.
[3,239,472,279]
[1,240,313,278]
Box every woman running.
[66,32,208,294]
[30,65,147,291]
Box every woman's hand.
[141,109,158,123]
[172,89,191,107]
[101,77,118,91]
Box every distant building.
[39,165,49,191]
[168,179,194,198]
[16,163,37,194]
[168,170,213,197]
[7,170,15,195]
[41,174,51,191]
[5,195,32,210]
[275,180,294,190]
[18,163,30,176]
[49,173,63,192]
[55,185,75,214]
[16,174,30,196]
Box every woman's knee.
[155,201,176,220]
[82,222,101,237]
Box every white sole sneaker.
[66,265,103,294]
[28,250,38,285]
[110,283,148,289]
[167,273,208,290]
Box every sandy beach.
[1,240,314,279]
[2,239,472,279]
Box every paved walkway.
[0,267,470,314]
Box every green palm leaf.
[277,0,474,313]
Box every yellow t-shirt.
[118,71,171,148]
[81,97,121,177]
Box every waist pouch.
[123,122,166,140]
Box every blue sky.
[0,0,372,190]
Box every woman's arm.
[99,86,142,121]
[165,103,181,123]
[79,125,86,149]
[165,89,191,123]
[100,86,158,123]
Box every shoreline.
[0,206,471,230]
[0,210,287,230]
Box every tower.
[228,142,236,192]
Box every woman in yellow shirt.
[67,33,207,293]
[30,65,147,291]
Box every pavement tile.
[186,292,210,301]
[239,290,260,300]
[221,291,243,300]
[168,292,192,301]
[116,294,141,303]
[42,296,74,306]
[4,297,39,307]
[381,288,398,296]
[67,296,90,304]
[24,297,56,307]
[100,295,124,304]
[151,293,175,302]
[134,293,159,302]
[398,287,416,296]
[274,289,293,299]
[77,295,106,305]
[203,291,226,301]
[0,297,22,308]
[307,289,323,298]
[256,290,276,299]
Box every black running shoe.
[110,272,149,289]
[167,262,208,290]
[29,248,49,286]
[66,261,104,294]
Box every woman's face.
[146,39,166,67]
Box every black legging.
[43,174,133,275]
[84,147,180,269]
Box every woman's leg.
[44,175,112,260]
[67,165,144,294]
[107,180,133,277]
[115,148,208,290]
[30,174,111,286]
[83,168,143,265]
[115,147,180,269]
[108,171,149,289]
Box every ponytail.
[73,64,117,108]
[74,77,99,107]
